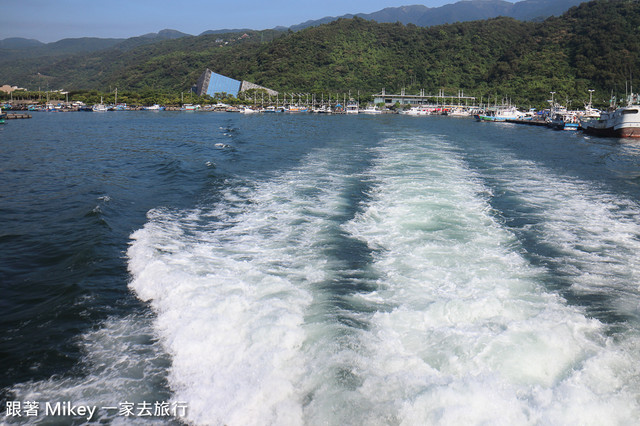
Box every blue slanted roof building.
[196,69,277,98]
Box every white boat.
[359,104,382,114]
[239,106,257,114]
[580,95,640,138]
[144,104,164,111]
[549,110,580,130]
[402,106,431,116]
[312,105,332,114]
[212,103,230,111]
[182,104,200,111]
[346,99,359,114]
[92,97,107,112]
[475,106,524,122]
[447,107,471,117]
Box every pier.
[5,113,32,119]
[505,118,548,126]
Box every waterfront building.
[373,88,476,108]
[196,69,278,98]
[0,84,28,93]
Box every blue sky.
[1,0,506,43]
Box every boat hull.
[581,106,640,138]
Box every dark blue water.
[2,112,640,424]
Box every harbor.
[5,90,640,139]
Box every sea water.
[2,112,640,425]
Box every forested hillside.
[2,0,639,106]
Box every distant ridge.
[138,29,191,40]
[0,0,588,48]
[0,37,125,63]
[289,0,587,30]
[0,0,588,66]
[0,37,45,49]
[199,29,255,36]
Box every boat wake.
[11,126,640,425]
[127,131,640,424]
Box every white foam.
[125,130,640,425]
[8,314,171,425]
[488,154,640,323]
[128,147,363,425]
[339,133,640,424]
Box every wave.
[125,130,640,425]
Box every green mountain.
[288,0,587,31]
[2,0,639,106]
[0,38,45,49]
[0,29,195,63]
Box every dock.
[505,118,548,126]
[5,113,32,119]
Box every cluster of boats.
[472,95,640,138]
[10,91,640,138]
[217,99,384,114]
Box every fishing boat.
[359,104,382,114]
[579,93,640,137]
[0,112,6,124]
[580,106,640,137]
[447,107,472,117]
[475,105,524,122]
[312,105,332,113]
[401,106,431,116]
[92,97,107,112]
[346,99,359,114]
[549,110,580,131]
[144,104,164,111]
[287,105,308,113]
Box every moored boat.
[359,104,382,114]
[580,106,640,137]
[346,99,359,114]
[287,105,308,113]
[475,105,524,122]
[92,97,107,112]
[239,106,257,114]
[144,104,164,111]
[549,111,580,131]
[447,107,472,117]
[580,94,640,137]
[401,106,431,116]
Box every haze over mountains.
[1,0,585,51]
[286,0,585,30]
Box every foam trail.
[485,153,640,325]
[7,314,172,425]
[341,133,640,425]
[128,147,361,425]
[125,130,640,425]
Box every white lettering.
[85,405,96,421]
[46,402,61,416]
[45,402,96,420]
